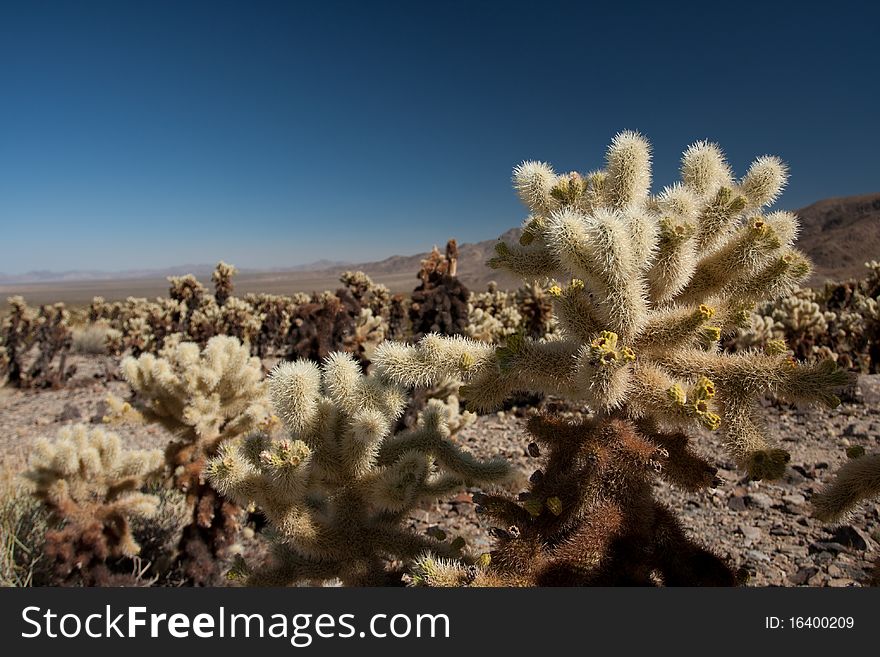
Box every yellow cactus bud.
[620,347,636,362]
[570,278,585,291]
[699,411,721,431]
[522,498,543,516]
[477,553,492,568]
[546,496,563,516]
[667,384,687,406]
[460,353,475,369]
[694,376,716,400]
[765,339,788,355]
[698,304,715,319]
[547,284,563,297]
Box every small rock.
[90,400,109,423]
[771,526,794,537]
[827,578,857,587]
[830,525,872,551]
[746,550,770,562]
[809,541,848,555]
[790,566,819,585]
[782,493,806,507]
[843,423,870,439]
[783,467,807,485]
[745,492,773,510]
[56,403,82,422]
[727,495,747,512]
[827,564,844,578]
[739,525,762,541]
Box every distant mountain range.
[0,259,351,285]
[2,193,877,291]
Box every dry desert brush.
[375,132,849,586]
[206,352,510,586]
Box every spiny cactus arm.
[680,140,733,202]
[657,349,845,405]
[471,491,533,528]
[604,130,652,211]
[739,155,788,211]
[486,240,558,278]
[548,280,603,343]
[102,492,161,523]
[375,401,510,483]
[719,394,790,479]
[373,334,495,388]
[512,160,559,217]
[457,338,584,412]
[544,207,647,339]
[721,249,812,308]
[245,543,343,586]
[693,186,748,252]
[646,217,698,304]
[372,526,455,561]
[648,429,721,491]
[626,364,721,431]
[677,217,788,304]
[812,455,880,523]
[633,303,718,351]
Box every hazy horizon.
[2,1,879,274]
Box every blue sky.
[1,0,878,273]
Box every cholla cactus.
[0,297,73,388]
[286,288,361,361]
[206,353,509,585]
[410,240,470,340]
[731,261,880,372]
[24,425,162,585]
[243,293,297,357]
[212,261,238,306]
[345,308,388,364]
[118,335,271,583]
[467,284,523,343]
[374,133,848,585]
[515,283,556,339]
[341,270,392,319]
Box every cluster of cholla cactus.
[466,282,523,343]
[88,264,397,363]
[0,297,74,388]
[732,261,880,372]
[466,281,557,343]
[206,352,509,585]
[410,240,470,340]
[113,335,272,583]
[23,425,162,585]
[373,132,848,585]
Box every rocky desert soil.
[2,353,878,587]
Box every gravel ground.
[2,354,878,587]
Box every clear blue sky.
[1,0,878,274]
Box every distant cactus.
[375,133,848,585]
[410,240,470,340]
[1,297,74,388]
[24,425,162,585]
[286,288,361,361]
[212,261,238,306]
[206,353,509,585]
